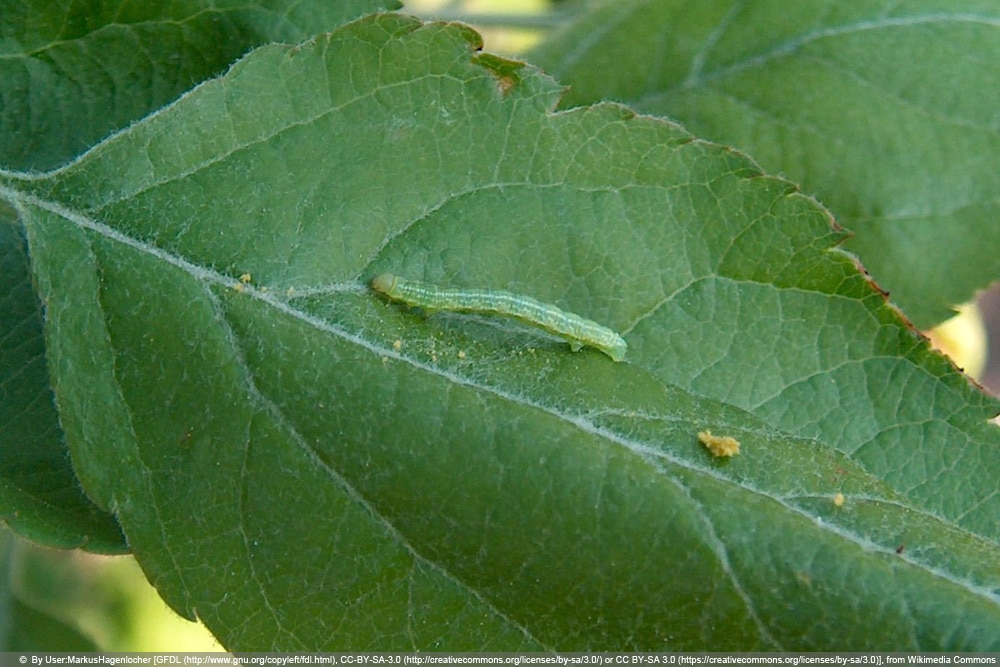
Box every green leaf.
[0,530,100,650]
[0,0,401,172]
[0,214,126,552]
[3,12,1000,650]
[530,0,1000,327]
[0,0,397,553]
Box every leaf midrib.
[9,184,999,637]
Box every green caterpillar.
[371,273,627,362]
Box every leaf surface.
[0,0,395,552]
[530,0,1000,327]
[0,216,125,552]
[2,12,1000,650]
[0,0,401,171]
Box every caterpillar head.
[371,273,398,295]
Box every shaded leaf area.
[0,597,99,650]
[530,0,1000,328]
[0,531,100,650]
[0,0,400,171]
[3,13,1000,650]
[0,0,395,552]
[0,217,126,553]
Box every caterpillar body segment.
[371,273,627,362]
